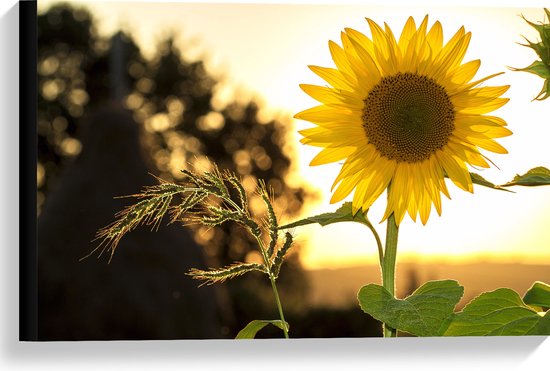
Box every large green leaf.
[523,281,550,308]
[443,288,548,336]
[235,320,289,339]
[502,167,550,187]
[278,202,370,229]
[528,311,550,335]
[357,280,464,337]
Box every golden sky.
[39,0,550,268]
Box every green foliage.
[235,320,289,339]
[444,288,547,336]
[512,8,550,100]
[469,172,512,192]
[528,312,550,335]
[95,165,295,338]
[357,280,550,336]
[279,202,384,262]
[523,281,550,308]
[279,202,372,229]
[358,280,464,337]
[501,167,550,187]
[465,167,550,192]
[95,165,295,285]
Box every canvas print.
[34,1,550,340]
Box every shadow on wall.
[37,102,223,340]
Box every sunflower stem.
[364,219,384,269]
[382,212,399,338]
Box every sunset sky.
[39,0,550,269]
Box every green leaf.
[528,311,550,335]
[358,280,464,337]
[502,167,550,187]
[523,281,550,308]
[443,288,548,336]
[235,320,289,339]
[279,202,370,229]
[470,172,513,192]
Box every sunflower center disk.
[362,73,455,163]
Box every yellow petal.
[299,84,363,108]
[345,33,381,86]
[385,163,411,224]
[458,97,510,114]
[360,157,396,210]
[449,60,481,87]
[398,16,417,50]
[340,32,372,96]
[426,21,443,54]
[328,40,357,82]
[300,125,365,144]
[472,138,509,154]
[332,146,377,187]
[331,170,364,203]
[432,32,471,80]
[366,18,396,75]
[446,139,490,168]
[430,155,450,199]
[436,150,473,192]
[294,105,357,123]
[308,65,355,91]
[419,190,432,225]
[344,27,375,56]
[310,146,356,166]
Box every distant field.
[305,262,550,309]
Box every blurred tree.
[37,3,96,210]
[37,2,314,338]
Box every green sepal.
[513,60,550,79]
[520,39,550,65]
[521,9,550,45]
[515,9,550,100]
[235,320,289,339]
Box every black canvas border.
[19,0,37,342]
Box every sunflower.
[296,16,511,225]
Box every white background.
[1,0,549,370]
